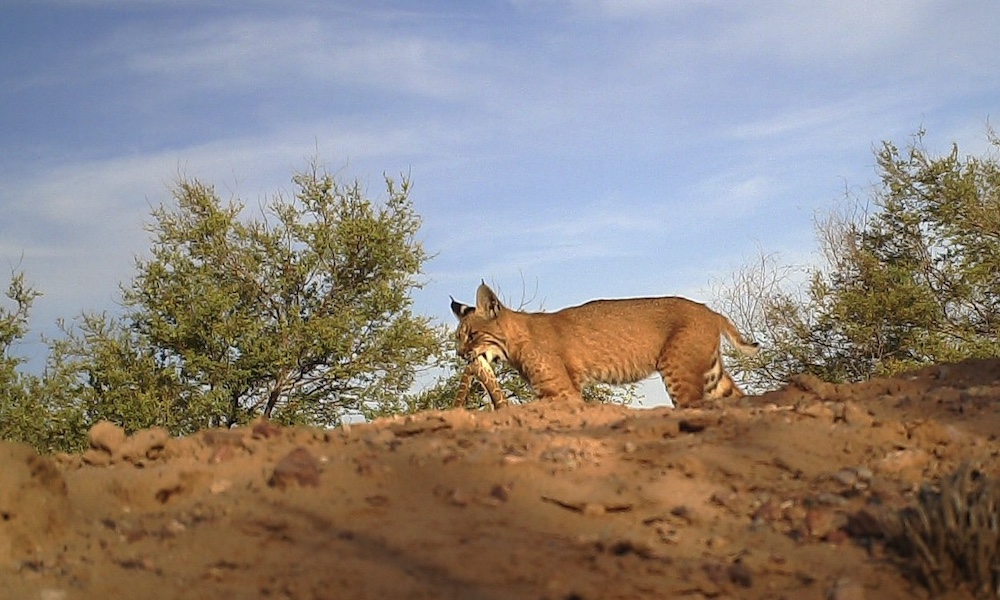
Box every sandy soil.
[3,359,1000,599]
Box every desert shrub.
[886,463,1000,598]
[717,127,1000,392]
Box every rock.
[805,508,838,538]
[833,469,858,487]
[907,420,960,446]
[252,419,283,439]
[841,402,874,427]
[815,493,849,506]
[0,442,71,566]
[209,445,236,464]
[81,448,112,467]
[799,401,836,422]
[488,484,510,503]
[827,576,865,600]
[874,448,931,484]
[727,561,753,588]
[119,427,170,463]
[269,447,322,489]
[751,499,784,524]
[790,374,838,399]
[845,507,886,538]
[88,421,126,455]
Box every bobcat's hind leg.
[657,333,716,406]
[657,349,704,406]
[658,366,703,406]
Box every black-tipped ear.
[475,283,504,319]
[450,296,475,319]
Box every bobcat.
[450,282,759,406]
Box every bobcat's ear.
[450,296,474,319]
[476,282,504,319]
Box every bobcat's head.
[450,282,509,363]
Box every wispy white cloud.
[111,14,490,101]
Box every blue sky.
[2,1,998,404]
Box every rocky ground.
[3,359,1000,599]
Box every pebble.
[806,508,837,538]
[827,576,865,600]
[252,419,283,439]
[269,447,322,489]
[815,493,848,506]
[118,427,170,462]
[833,469,858,487]
[88,421,126,454]
[799,401,836,422]
[727,561,753,588]
[841,401,874,427]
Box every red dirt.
[3,359,999,599]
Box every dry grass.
[885,463,1000,598]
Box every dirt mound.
[2,359,999,599]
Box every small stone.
[825,529,850,545]
[670,505,695,523]
[874,448,930,484]
[269,447,321,489]
[827,576,865,600]
[706,535,728,549]
[252,419,283,439]
[728,561,753,588]
[786,503,808,522]
[907,420,959,446]
[209,479,233,495]
[489,484,510,502]
[833,469,858,487]
[81,449,112,467]
[752,499,783,523]
[364,428,398,447]
[815,493,849,506]
[209,445,235,464]
[790,373,837,397]
[841,402,874,427]
[799,401,836,422]
[88,421,126,454]
[806,508,837,538]
[164,519,187,535]
[449,489,470,506]
[119,427,170,462]
[845,507,884,538]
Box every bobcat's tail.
[720,316,760,356]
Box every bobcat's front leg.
[515,353,583,403]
